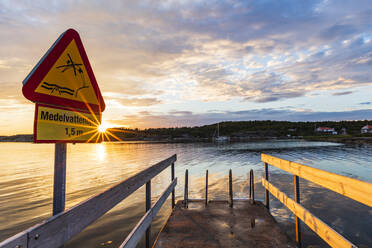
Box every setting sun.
[98,122,110,133]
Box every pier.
[154,200,295,248]
[0,154,371,248]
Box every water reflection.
[97,143,106,161]
[0,141,371,247]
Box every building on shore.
[315,127,338,135]
[361,125,372,134]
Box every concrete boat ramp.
[154,200,295,248]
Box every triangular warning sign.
[22,29,105,113]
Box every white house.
[316,127,337,135]
[361,125,372,134]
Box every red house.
[361,125,372,134]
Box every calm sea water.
[0,140,371,247]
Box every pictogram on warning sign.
[22,29,105,113]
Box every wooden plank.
[171,163,175,208]
[264,162,269,209]
[261,154,372,207]
[154,200,296,248]
[249,170,252,199]
[249,169,254,204]
[146,180,151,248]
[184,169,188,208]
[0,154,177,248]
[229,169,233,208]
[120,178,177,248]
[205,170,208,206]
[0,229,28,248]
[294,175,302,247]
[261,179,357,248]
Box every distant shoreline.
[0,135,274,143]
[304,136,372,145]
[1,134,372,145]
[3,120,372,144]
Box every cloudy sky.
[0,0,371,134]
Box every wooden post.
[205,170,208,206]
[229,169,233,208]
[264,162,269,209]
[53,143,67,216]
[294,175,302,247]
[184,170,188,208]
[171,163,175,209]
[250,169,255,204]
[249,170,252,199]
[145,180,151,248]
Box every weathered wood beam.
[261,153,372,207]
[120,178,177,248]
[0,154,177,248]
[262,178,357,248]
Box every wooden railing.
[261,153,372,248]
[0,154,177,248]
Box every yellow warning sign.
[35,104,102,143]
[35,40,99,105]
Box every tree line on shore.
[110,120,372,141]
[1,120,371,142]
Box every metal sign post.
[53,143,67,215]
[21,28,105,216]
